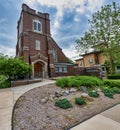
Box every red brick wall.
[22,4,50,35]
[48,38,69,63]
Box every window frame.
[33,20,42,33]
[79,61,83,66]
[62,67,67,73]
[55,67,59,73]
[55,66,67,73]
[52,48,57,62]
[88,58,94,64]
[35,40,40,50]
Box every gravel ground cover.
[13,84,120,130]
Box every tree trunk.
[108,52,115,74]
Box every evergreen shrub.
[75,97,86,105]
[55,98,72,109]
[101,87,114,98]
[88,91,99,98]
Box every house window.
[116,66,120,73]
[52,48,57,62]
[101,66,105,72]
[33,20,42,33]
[88,58,93,64]
[35,40,40,50]
[55,66,67,73]
[59,67,62,72]
[55,67,59,72]
[63,67,67,72]
[79,61,83,66]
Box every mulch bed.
[12,84,120,130]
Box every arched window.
[35,40,40,50]
[33,20,42,33]
[52,48,57,62]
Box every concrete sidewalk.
[70,104,120,130]
[0,79,55,130]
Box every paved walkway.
[70,104,120,130]
[0,79,55,130]
[0,79,120,130]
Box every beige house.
[75,51,106,67]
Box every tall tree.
[76,2,120,73]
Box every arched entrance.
[34,62,44,78]
[32,59,48,79]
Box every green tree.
[0,54,31,80]
[67,58,74,64]
[76,2,120,73]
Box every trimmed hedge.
[71,76,103,87]
[56,77,70,88]
[103,80,120,88]
[107,74,120,79]
[56,76,103,89]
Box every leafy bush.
[55,98,72,109]
[101,87,114,98]
[72,76,103,88]
[111,87,120,94]
[56,76,103,89]
[0,56,31,81]
[104,92,113,98]
[68,79,82,89]
[88,91,99,98]
[107,74,120,79]
[103,80,120,88]
[102,85,120,95]
[0,75,11,89]
[75,97,86,105]
[56,78,70,88]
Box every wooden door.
[34,62,43,78]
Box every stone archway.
[32,60,48,78]
[34,62,43,78]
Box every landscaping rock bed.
[13,84,120,130]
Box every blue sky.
[0,0,119,59]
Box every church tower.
[16,4,74,78]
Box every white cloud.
[87,0,104,12]
[0,45,15,57]
[23,0,104,32]
[62,45,78,60]
[59,34,80,41]
[74,15,81,22]
[86,14,91,19]
[23,0,37,8]
[18,0,104,59]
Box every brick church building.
[16,4,74,78]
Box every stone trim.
[30,52,48,60]
[50,64,54,68]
